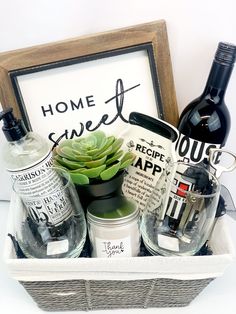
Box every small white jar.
[87,196,140,258]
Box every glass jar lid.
[87,196,139,227]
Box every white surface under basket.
[4,193,235,283]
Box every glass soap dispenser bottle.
[0,107,53,182]
[0,107,87,258]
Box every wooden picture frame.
[0,20,178,144]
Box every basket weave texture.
[5,198,234,312]
[20,277,214,311]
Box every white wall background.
[0,0,235,204]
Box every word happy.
[132,143,165,176]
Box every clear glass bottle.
[0,107,52,176]
[0,108,68,223]
[0,108,87,258]
[0,108,74,224]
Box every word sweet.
[47,79,140,145]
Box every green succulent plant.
[53,130,135,185]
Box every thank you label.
[95,236,131,258]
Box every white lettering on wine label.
[158,234,179,252]
[175,133,221,165]
[95,236,131,258]
[47,239,69,255]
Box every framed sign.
[0,20,178,145]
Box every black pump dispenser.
[0,107,27,142]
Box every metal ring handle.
[209,148,236,178]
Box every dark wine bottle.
[176,42,236,164]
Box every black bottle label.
[175,133,221,165]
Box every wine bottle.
[176,42,236,164]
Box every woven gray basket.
[20,277,214,311]
[5,206,234,312]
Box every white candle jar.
[87,196,140,258]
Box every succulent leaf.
[71,151,93,161]
[80,133,97,151]
[100,162,121,181]
[121,152,136,163]
[106,150,123,166]
[71,142,87,155]
[84,156,107,168]
[109,138,124,156]
[86,139,108,156]
[69,167,87,173]
[54,155,85,169]
[56,146,78,161]
[88,136,115,157]
[120,152,136,169]
[58,139,74,148]
[53,131,135,184]
[92,130,107,148]
[94,145,113,159]
[69,172,89,185]
[53,160,68,170]
[61,158,85,170]
[120,158,134,169]
[79,164,106,178]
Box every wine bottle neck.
[203,61,234,99]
